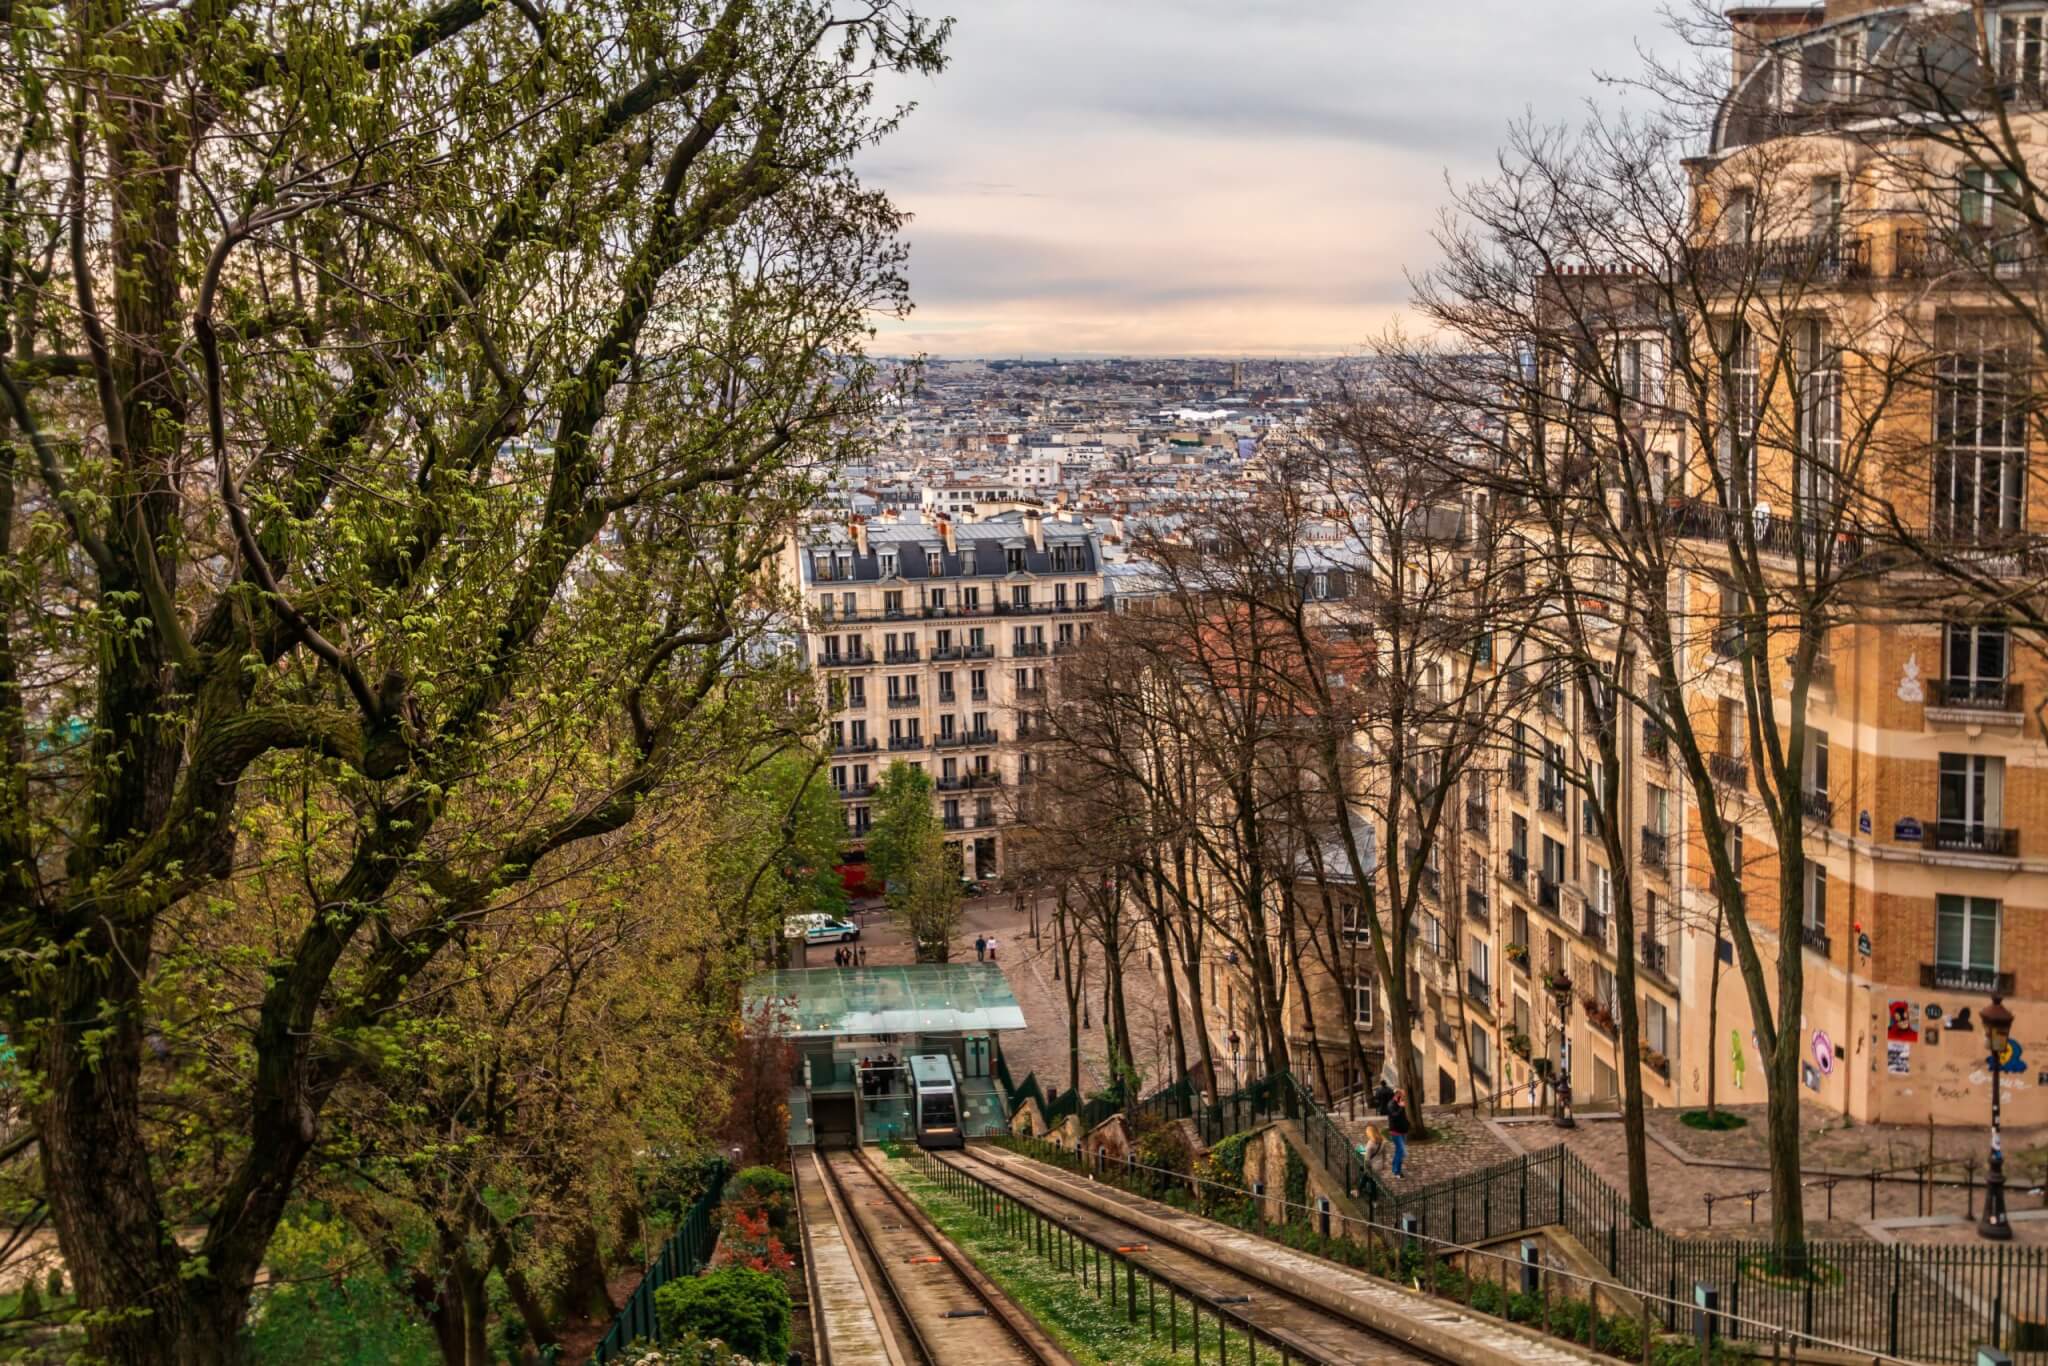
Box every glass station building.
[743,964,1025,1148]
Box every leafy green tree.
[864,761,939,893]
[0,2,946,1359]
[654,1265,791,1363]
[709,748,850,966]
[899,824,964,963]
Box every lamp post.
[1981,994,2015,1241]
[1547,970,1576,1128]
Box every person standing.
[975,934,987,962]
[987,935,999,962]
[1387,1090,1411,1179]
[858,944,867,966]
[1371,1079,1394,1117]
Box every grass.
[1681,1110,1749,1132]
[875,1149,1260,1365]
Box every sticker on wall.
[1730,1030,1747,1091]
[1951,1007,1975,1032]
[1813,1031,1835,1075]
[1859,811,1873,836]
[1926,1003,1944,1022]
[1996,1039,2027,1074]
[1887,1002,1919,1042]
[1899,653,1924,703]
[1858,930,1872,957]
[1925,1027,1940,1047]
[1803,1062,1821,1091]
[1887,1041,1912,1075]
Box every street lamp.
[1981,994,2015,1241]
[1547,970,1576,1129]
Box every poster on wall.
[1812,1031,1835,1075]
[1887,1041,1912,1075]
[1887,1002,1919,1041]
[1802,1062,1821,1091]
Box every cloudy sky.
[861,0,1691,358]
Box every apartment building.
[1665,0,2048,1127]
[788,507,1106,881]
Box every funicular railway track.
[931,1144,1455,1366]
[811,1146,1071,1366]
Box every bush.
[1680,1110,1747,1132]
[15,1279,39,1320]
[44,1267,63,1302]
[655,1266,791,1364]
[242,1214,438,1364]
[730,1166,793,1203]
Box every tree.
[897,824,964,962]
[0,2,947,1357]
[866,760,940,895]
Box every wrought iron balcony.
[1505,759,1528,792]
[1641,827,1668,872]
[836,782,876,800]
[1505,851,1530,888]
[1537,781,1566,815]
[1638,933,1671,981]
[832,738,879,755]
[1928,678,2022,714]
[887,694,922,708]
[1011,642,1049,658]
[884,648,920,664]
[1709,752,1748,790]
[1581,907,1611,951]
[1466,888,1489,924]
[962,644,995,659]
[1641,719,1668,762]
[1929,821,2020,857]
[1537,874,1561,915]
[818,651,874,668]
[1801,788,1833,823]
[887,736,924,752]
[1921,962,2013,994]
[941,814,964,830]
[1801,923,1831,958]
[1694,229,1872,284]
[1466,972,1492,1012]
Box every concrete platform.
[795,1150,899,1366]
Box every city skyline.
[863,0,1685,358]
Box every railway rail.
[811,1146,1071,1366]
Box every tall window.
[1796,319,1841,523]
[1935,895,2001,986]
[1717,321,1760,505]
[2002,10,2047,90]
[1809,176,1842,236]
[927,550,943,575]
[1805,731,1829,799]
[1353,983,1374,1026]
[1947,620,2010,702]
[1938,752,2004,843]
[1803,862,1827,934]
[1470,1026,1493,1080]
[1933,315,2027,541]
[1644,998,1669,1056]
[1724,187,1753,244]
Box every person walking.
[1387,1090,1411,1179]
[1370,1079,1394,1117]
[987,935,999,962]
[975,934,987,962]
[857,944,867,966]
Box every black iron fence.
[591,1160,728,1362]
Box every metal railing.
[592,1160,728,1362]
[1929,678,2023,713]
[1640,827,1668,871]
[1921,962,2016,994]
[1930,821,2020,857]
[1709,752,1748,790]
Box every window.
[1012,584,1032,608]
[1470,1026,1493,1080]
[1052,545,1070,571]
[1647,785,1671,835]
[1313,571,1330,600]
[1809,176,1842,235]
[1076,583,1090,608]
[1724,187,1752,244]
[1936,895,2001,983]
[1938,752,2004,842]
[1796,319,1841,522]
[879,551,897,577]
[1806,731,1829,800]
[1341,900,1369,943]
[1006,547,1025,573]
[841,592,855,617]
[962,586,981,611]
[1947,620,2010,701]
[928,550,943,575]
[1471,938,1492,986]
[1934,315,2027,541]
[938,713,956,739]
[1353,983,1374,1027]
[1511,813,1528,862]
[1054,582,1069,607]
[831,764,846,791]
[1804,861,1827,933]
[1513,993,1532,1039]
[1614,336,1661,403]
[2003,10,2048,90]
[928,587,947,610]
[1540,835,1565,885]
[1644,997,1669,1056]
[883,589,904,616]
[849,719,867,745]
[846,678,865,707]
[1717,321,1760,505]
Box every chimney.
[1023,506,1044,552]
[937,514,955,554]
[849,516,868,556]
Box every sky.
[860,0,1693,359]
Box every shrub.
[44,1267,63,1302]
[655,1266,791,1364]
[730,1166,794,1203]
[15,1279,39,1320]
[1679,1110,1747,1132]
[242,1214,438,1364]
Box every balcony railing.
[1465,799,1488,836]
[1664,496,1866,569]
[1466,888,1488,924]
[835,782,876,800]
[887,736,924,752]
[963,644,995,659]
[1921,962,2014,994]
[1711,626,1747,661]
[1581,907,1611,951]
[1801,922,1831,958]
[1642,719,1668,763]
[1801,788,1833,823]
[1505,851,1530,888]
[1694,229,1872,284]
[962,729,1000,747]
[970,688,989,702]
[1505,759,1528,792]
[1641,827,1668,872]
[1709,752,1748,790]
[883,648,920,664]
[1929,821,2020,857]
[887,694,922,708]
[1466,973,1493,1012]
[1537,874,1561,915]
[818,651,874,668]
[1895,226,2046,282]
[832,738,879,755]
[941,815,964,830]
[1537,781,1566,815]
[930,646,963,662]
[1928,678,2023,714]
[1638,932,1671,981]
[1011,642,1049,658]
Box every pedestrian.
[975,934,987,962]
[987,935,999,962]
[833,946,842,968]
[1361,1122,1387,1172]
[1387,1089,1411,1179]
[1370,1078,1394,1117]
[858,944,867,966]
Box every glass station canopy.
[743,964,1026,1038]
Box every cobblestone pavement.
[1327,1104,1521,1189]
[1493,1106,2048,1243]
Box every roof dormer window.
[879,551,897,577]
[2002,11,2047,94]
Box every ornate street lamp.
[1546,969,1576,1129]
[1981,995,2015,1241]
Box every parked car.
[784,913,860,945]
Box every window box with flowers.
[1506,942,1530,973]
[1541,969,1574,1001]
[1507,1028,1533,1060]
[1581,994,1618,1038]
[1641,1045,1670,1078]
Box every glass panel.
[1937,896,1965,966]
[1970,900,2000,971]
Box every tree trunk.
[1706,900,1724,1117]
[504,1264,560,1352]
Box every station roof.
[743,964,1027,1038]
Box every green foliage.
[730,1166,794,1203]
[1681,1110,1749,1132]
[13,1279,37,1321]
[1132,1118,1194,1198]
[899,822,965,962]
[242,1215,438,1365]
[43,1268,63,1303]
[866,763,939,893]
[1283,1146,1309,1218]
[654,1266,792,1364]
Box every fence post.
[1888,1243,1903,1358]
